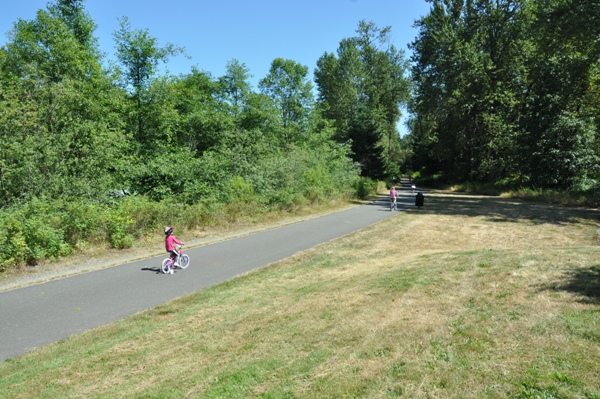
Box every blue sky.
[1,0,432,133]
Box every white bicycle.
[161,244,190,274]
[390,196,397,211]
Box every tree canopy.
[315,20,411,179]
[407,0,600,189]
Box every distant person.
[390,186,398,211]
[164,226,184,266]
[415,192,424,208]
[411,184,416,194]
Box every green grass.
[1,192,599,398]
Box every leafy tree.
[238,91,281,135]
[315,21,410,178]
[52,0,96,48]
[259,58,314,148]
[2,0,103,84]
[0,0,127,204]
[516,0,600,188]
[218,59,253,118]
[174,67,230,154]
[112,16,185,149]
[409,0,526,182]
[408,0,600,189]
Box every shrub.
[21,217,72,263]
[102,210,135,249]
[354,177,378,199]
[0,198,73,268]
[0,230,26,271]
[58,199,103,244]
[226,176,256,204]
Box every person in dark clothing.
[415,192,424,208]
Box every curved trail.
[0,193,415,361]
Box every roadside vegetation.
[1,192,598,398]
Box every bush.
[0,230,26,271]
[117,195,167,235]
[226,176,256,204]
[354,177,378,199]
[103,212,135,249]
[21,217,72,263]
[58,199,103,244]
[0,198,73,268]
[268,188,305,211]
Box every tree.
[409,0,527,182]
[2,0,101,83]
[218,59,253,118]
[259,58,314,148]
[51,0,96,48]
[516,0,600,188]
[315,21,410,178]
[113,16,184,149]
[174,67,229,154]
[408,0,600,188]
[0,0,127,204]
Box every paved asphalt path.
[0,192,414,361]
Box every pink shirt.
[165,235,183,252]
[390,189,397,198]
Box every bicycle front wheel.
[179,254,190,269]
[161,258,172,274]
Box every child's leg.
[170,250,179,265]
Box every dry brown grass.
[1,191,599,398]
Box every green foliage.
[226,176,256,204]
[408,0,600,189]
[353,177,378,199]
[112,16,185,155]
[315,20,411,179]
[104,212,135,249]
[113,16,184,96]
[520,100,599,189]
[0,228,26,271]
[259,58,314,147]
[58,199,103,243]
[0,198,73,268]
[0,0,128,206]
[2,1,101,83]
[0,0,363,270]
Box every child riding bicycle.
[390,187,398,211]
[164,226,185,266]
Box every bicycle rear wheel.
[161,258,172,274]
[179,254,190,269]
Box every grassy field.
[1,191,599,398]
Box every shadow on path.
[141,267,162,274]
